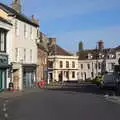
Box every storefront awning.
[0,64,11,69]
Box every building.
[77,40,120,81]
[0,17,12,91]
[48,38,79,83]
[0,1,39,90]
[36,32,48,82]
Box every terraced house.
[0,0,39,90]
[77,40,120,81]
[48,38,79,83]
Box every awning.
[0,64,11,69]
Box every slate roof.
[0,2,39,27]
[77,48,116,60]
[49,44,73,56]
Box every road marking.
[3,107,7,112]
[4,113,8,118]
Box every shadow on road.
[46,83,115,96]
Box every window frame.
[87,64,90,69]
[24,48,26,61]
[72,71,75,78]
[81,64,83,69]
[66,61,69,68]
[0,29,7,52]
[60,61,63,68]
[72,61,75,68]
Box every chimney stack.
[11,0,21,13]
[98,40,104,51]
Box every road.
[1,84,120,120]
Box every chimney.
[49,38,56,46]
[31,15,39,25]
[11,0,21,13]
[98,40,104,51]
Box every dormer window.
[88,53,93,59]
[102,55,104,58]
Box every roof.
[49,44,73,56]
[0,3,39,27]
[37,43,48,53]
[0,16,12,25]
[77,48,116,60]
[115,45,120,51]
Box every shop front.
[0,54,9,91]
[23,64,37,88]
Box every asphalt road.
[2,84,120,120]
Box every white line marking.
[4,113,8,118]
[3,108,7,112]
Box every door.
[0,71,2,91]
[0,70,6,91]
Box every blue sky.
[1,0,120,52]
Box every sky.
[1,0,120,53]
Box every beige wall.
[78,58,117,81]
[48,55,79,82]
[9,18,38,64]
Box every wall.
[48,55,79,82]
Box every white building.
[48,38,79,83]
[78,40,120,81]
[0,1,39,90]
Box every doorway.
[0,70,6,91]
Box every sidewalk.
[0,88,43,99]
[104,94,120,104]
[0,91,23,99]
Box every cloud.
[53,25,120,52]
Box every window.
[66,61,69,68]
[66,71,69,79]
[111,63,115,70]
[60,61,63,68]
[24,49,26,61]
[30,49,32,61]
[81,64,83,69]
[24,24,27,37]
[91,72,94,78]
[0,30,6,52]
[87,64,90,69]
[81,72,83,78]
[72,72,75,78]
[30,26,32,39]
[15,48,18,61]
[48,61,53,68]
[72,61,75,68]
[95,63,97,69]
[98,62,101,69]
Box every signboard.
[0,55,8,66]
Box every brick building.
[36,32,48,82]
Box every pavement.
[0,84,120,120]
